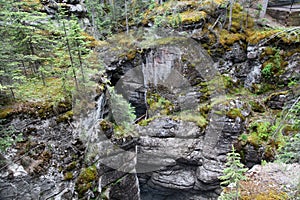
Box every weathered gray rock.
[224,42,247,63]
[247,46,263,60]
[69,4,87,14]
[137,136,199,169]
[265,91,289,110]
[135,95,249,198]
[137,117,202,138]
[0,105,140,200]
[41,0,87,17]
[244,62,262,89]
[242,163,300,198]
[243,144,264,168]
[217,59,233,74]
[99,169,140,200]
[279,53,300,85]
[196,159,224,184]
[151,169,196,190]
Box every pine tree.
[0,0,96,103]
[0,0,56,99]
[219,145,248,200]
[85,0,147,39]
[53,11,93,92]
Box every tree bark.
[125,0,129,34]
[76,40,85,83]
[228,0,235,31]
[63,21,79,91]
[260,0,269,18]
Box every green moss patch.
[138,117,157,126]
[226,108,245,121]
[220,30,245,47]
[75,165,98,198]
[249,100,265,113]
[173,111,207,128]
[0,100,71,120]
[99,120,113,131]
[178,10,206,24]
[56,110,73,123]
[64,172,74,181]
[147,93,174,116]
[0,107,14,119]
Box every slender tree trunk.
[61,74,67,94]
[28,62,34,74]
[29,36,46,86]
[125,0,129,34]
[236,183,239,200]
[91,6,99,39]
[75,40,85,83]
[245,0,250,29]
[260,0,269,18]
[28,38,38,72]
[63,20,79,91]
[21,60,27,76]
[228,0,235,31]
[10,87,15,101]
[40,68,46,86]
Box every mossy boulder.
[265,91,289,110]
[99,119,113,138]
[138,117,156,126]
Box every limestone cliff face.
[0,29,298,199]
[96,30,299,199]
[0,0,299,199]
[97,35,250,199]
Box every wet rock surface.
[0,110,140,200]
[0,116,77,199]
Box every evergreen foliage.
[85,0,147,39]
[0,120,23,153]
[277,99,300,163]
[219,145,248,200]
[277,133,300,163]
[108,86,136,137]
[0,1,96,104]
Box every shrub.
[0,121,23,153]
[108,86,136,137]
[277,133,300,163]
[219,145,248,200]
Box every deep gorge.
[0,0,299,199]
